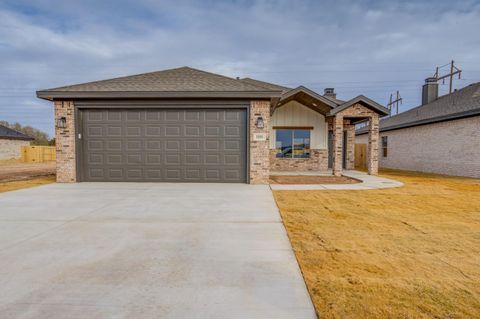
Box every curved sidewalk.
[269,170,404,190]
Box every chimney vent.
[422,77,438,105]
[324,88,336,100]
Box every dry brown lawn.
[273,169,480,319]
[0,176,55,193]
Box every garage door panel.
[81,108,247,183]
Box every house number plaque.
[253,133,267,141]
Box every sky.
[1,0,480,137]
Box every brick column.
[55,101,76,182]
[344,121,355,170]
[332,115,343,176]
[367,114,379,175]
[250,100,270,184]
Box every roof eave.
[36,90,282,101]
[279,86,338,108]
[0,136,34,141]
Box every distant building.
[0,124,34,160]
[356,81,480,178]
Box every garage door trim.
[74,100,250,183]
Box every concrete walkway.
[0,183,316,319]
[270,170,403,190]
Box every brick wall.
[344,123,355,170]
[249,100,270,184]
[356,116,480,178]
[0,139,30,160]
[269,149,328,171]
[335,103,379,175]
[54,101,76,182]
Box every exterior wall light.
[255,116,264,129]
[57,117,67,128]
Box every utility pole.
[387,90,402,116]
[433,60,462,94]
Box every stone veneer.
[54,100,76,182]
[249,100,271,184]
[269,149,328,171]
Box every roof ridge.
[39,66,271,92]
[40,66,191,91]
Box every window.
[382,136,388,157]
[275,129,311,158]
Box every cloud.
[0,0,479,136]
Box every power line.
[432,60,462,94]
[387,91,402,116]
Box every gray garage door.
[80,108,247,183]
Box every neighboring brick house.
[0,124,34,160]
[37,67,388,184]
[356,80,480,178]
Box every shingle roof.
[356,82,480,135]
[37,67,284,100]
[0,125,34,141]
[240,77,291,92]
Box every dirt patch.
[273,169,480,319]
[269,175,360,184]
[0,176,55,193]
[0,161,56,182]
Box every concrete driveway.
[0,183,316,319]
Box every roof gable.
[329,95,389,117]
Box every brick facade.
[54,101,76,183]
[0,139,30,160]
[332,103,380,176]
[356,116,480,178]
[367,115,379,175]
[52,98,383,184]
[344,123,355,170]
[269,149,328,171]
[249,100,271,184]
[332,115,344,176]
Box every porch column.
[367,114,379,175]
[332,115,343,176]
[345,122,355,170]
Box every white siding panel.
[270,101,327,149]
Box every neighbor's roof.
[37,66,284,100]
[356,82,480,135]
[0,124,34,141]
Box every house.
[0,124,34,160]
[356,79,480,178]
[36,67,388,184]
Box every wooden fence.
[21,146,56,163]
[354,144,367,168]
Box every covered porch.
[270,87,389,176]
